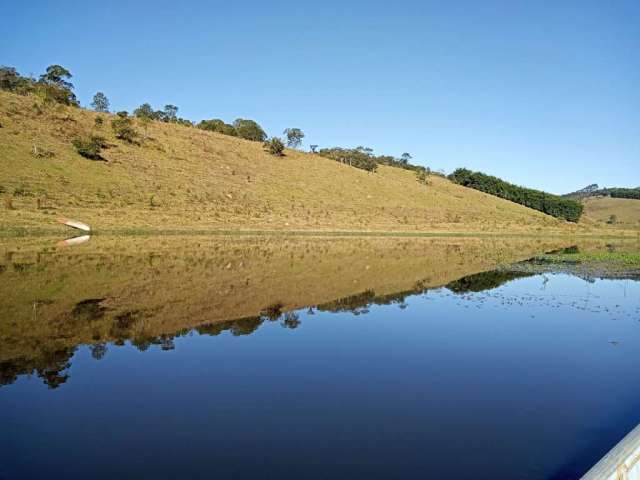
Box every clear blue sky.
[2,0,638,193]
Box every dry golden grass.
[582,196,640,228]
[0,90,611,235]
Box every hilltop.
[563,184,640,228]
[0,90,616,235]
[564,184,640,200]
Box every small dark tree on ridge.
[91,92,110,112]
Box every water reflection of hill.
[0,235,614,388]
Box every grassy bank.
[0,90,622,235]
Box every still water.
[1,236,639,479]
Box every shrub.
[416,168,430,185]
[72,135,106,160]
[111,115,138,143]
[94,116,104,127]
[263,137,285,156]
[448,168,584,222]
[197,119,237,136]
[607,214,618,224]
[317,147,378,172]
[233,118,267,142]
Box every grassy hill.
[0,91,613,235]
[582,197,640,228]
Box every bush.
[416,168,430,185]
[263,137,285,156]
[72,135,106,160]
[607,214,618,224]
[111,115,138,143]
[94,116,104,127]
[233,118,267,142]
[197,119,237,136]
[448,168,584,222]
[317,147,378,172]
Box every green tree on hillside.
[111,112,138,143]
[163,104,178,122]
[37,64,78,106]
[197,119,237,136]
[233,118,267,142]
[401,152,412,165]
[134,103,155,119]
[448,168,584,222]
[0,66,22,92]
[39,65,74,90]
[91,92,110,112]
[283,128,305,148]
[310,144,318,153]
[263,137,285,156]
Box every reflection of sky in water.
[1,274,639,480]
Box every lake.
[1,235,639,479]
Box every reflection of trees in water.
[0,347,75,389]
[446,270,535,294]
[545,245,580,255]
[90,343,107,360]
[72,298,106,320]
[0,267,536,390]
[316,282,428,315]
[281,312,300,329]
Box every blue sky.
[2,0,638,193]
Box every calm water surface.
[1,236,639,479]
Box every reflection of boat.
[57,235,91,247]
[57,217,91,232]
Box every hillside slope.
[0,91,585,234]
[582,197,640,228]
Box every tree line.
[1,64,433,175]
[448,168,584,222]
[316,146,431,176]
[565,184,640,201]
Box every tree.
[111,113,138,143]
[134,103,155,119]
[401,152,412,165]
[72,135,106,160]
[356,146,374,157]
[37,64,78,106]
[197,119,237,136]
[0,66,21,91]
[39,64,74,90]
[310,144,318,153]
[233,118,267,142]
[163,104,178,122]
[317,147,378,172]
[283,128,305,148]
[607,214,618,225]
[91,92,109,112]
[263,137,285,156]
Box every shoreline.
[1,225,638,239]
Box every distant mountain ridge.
[564,184,640,200]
